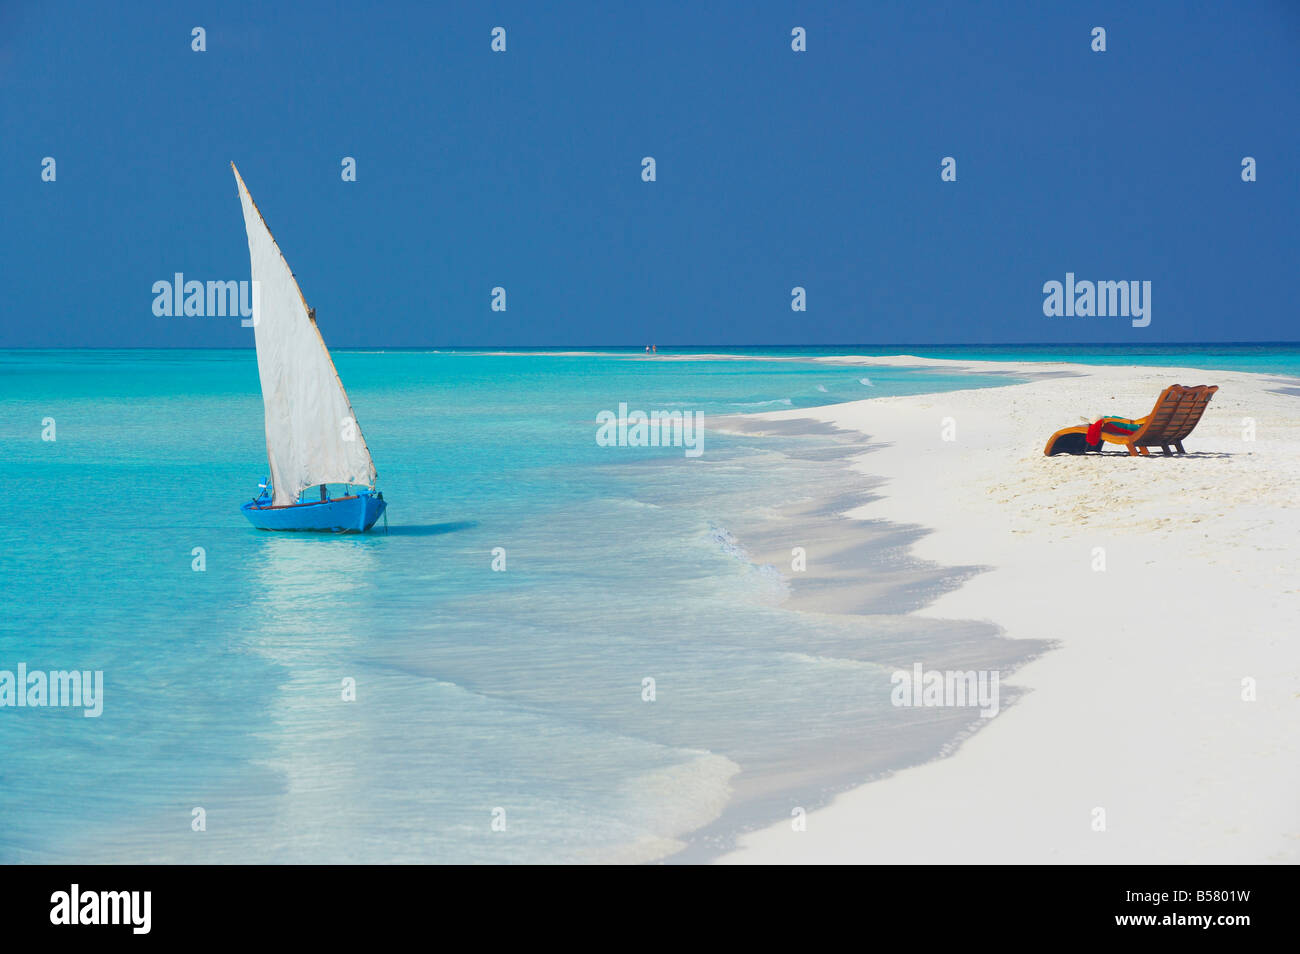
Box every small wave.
[860,377,874,386]
[708,523,748,560]
[816,384,828,392]
[606,752,742,863]
[615,498,662,511]
[732,398,793,408]
[707,524,790,603]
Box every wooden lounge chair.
[1044,384,1219,457]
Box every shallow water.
[2,349,1038,862]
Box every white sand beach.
[719,357,1300,864]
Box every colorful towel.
[1085,417,1142,445]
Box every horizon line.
[3,341,1300,351]
[2,343,1300,353]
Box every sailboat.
[231,162,387,532]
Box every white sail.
[232,163,377,506]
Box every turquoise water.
[0,345,1287,862]
[868,343,1300,377]
[474,344,1300,378]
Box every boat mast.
[231,162,379,492]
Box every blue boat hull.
[242,491,386,533]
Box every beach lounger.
[1043,384,1218,456]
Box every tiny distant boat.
[231,163,387,532]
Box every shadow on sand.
[1089,451,1235,459]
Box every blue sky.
[2,1,1297,347]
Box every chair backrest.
[1133,384,1218,444]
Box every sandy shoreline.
[717,356,1300,864]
